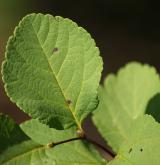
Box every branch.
[47,137,84,148]
[47,135,115,159]
[84,136,116,158]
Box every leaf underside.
[108,115,160,165]
[93,62,160,152]
[2,13,102,130]
[20,119,78,145]
[0,140,107,165]
[0,114,107,165]
[2,116,160,165]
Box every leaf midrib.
[30,18,82,131]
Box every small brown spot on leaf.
[129,148,132,153]
[140,148,143,152]
[66,99,72,105]
[52,47,59,53]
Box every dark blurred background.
[1,0,160,141]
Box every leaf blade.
[2,13,103,130]
[0,140,107,165]
[108,115,160,165]
[20,119,78,145]
[93,62,160,152]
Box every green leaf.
[20,119,78,145]
[2,13,102,130]
[108,115,160,165]
[0,140,107,165]
[0,113,28,153]
[93,62,160,152]
[146,93,160,123]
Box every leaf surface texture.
[93,62,160,151]
[2,13,102,130]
